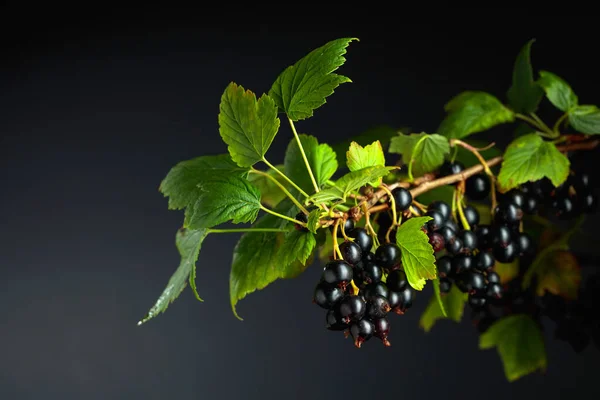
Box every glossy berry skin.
[474,251,495,272]
[475,225,492,250]
[438,226,457,244]
[426,210,445,232]
[491,225,513,247]
[464,271,486,294]
[517,232,534,257]
[439,278,452,294]
[457,230,478,252]
[468,294,487,310]
[348,228,373,253]
[367,295,391,319]
[325,308,347,331]
[437,256,453,278]
[340,241,363,265]
[375,243,401,269]
[493,241,519,263]
[463,205,480,227]
[486,283,503,299]
[294,212,309,232]
[446,237,463,255]
[493,203,522,226]
[322,260,353,286]
[392,187,413,212]
[363,282,390,300]
[314,283,344,309]
[522,195,538,215]
[363,252,375,263]
[398,286,416,312]
[486,271,500,284]
[330,219,355,237]
[440,160,465,177]
[386,270,408,292]
[571,172,591,192]
[428,232,445,252]
[580,192,598,213]
[502,190,525,209]
[362,262,383,285]
[339,295,366,322]
[466,174,490,200]
[553,196,577,219]
[443,218,459,233]
[373,317,391,346]
[452,254,473,275]
[428,201,451,221]
[350,319,375,348]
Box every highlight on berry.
[140,36,600,383]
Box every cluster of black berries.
[313,219,415,348]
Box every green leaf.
[419,284,468,332]
[438,91,515,139]
[186,176,262,229]
[389,132,450,177]
[269,38,358,121]
[138,228,209,325]
[284,134,338,195]
[346,140,386,186]
[497,133,570,193]
[568,105,600,134]
[159,154,248,210]
[218,82,280,167]
[537,70,578,112]
[307,208,321,234]
[536,250,581,300]
[247,167,287,208]
[507,39,543,114]
[480,315,547,382]
[277,229,317,268]
[395,216,437,290]
[433,278,447,317]
[308,166,396,204]
[331,125,403,164]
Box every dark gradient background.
[1,10,599,400]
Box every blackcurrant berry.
[486,271,500,284]
[463,205,480,227]
[452,254,473,275]
[348,227,373,253]
[439,277,452,294]
[572,172,591,192]
[363,252,375,263]
[373,317,391,346]
[446,237,464,255]
[464,271,486,294]
[468,294,487,310]
[443,218,459,233]
[397,286,415,313]
[438,225,457,244]
[437,256,453,278]
[466,173,490,200]
[439,160,465,177]
[428,232,446,252]
[350,319,375,348]
[375,243,401,270]
[340,241,362,265]
[501,189,526,209]
[426,210,445,232]
[522,180,544,200]
[517,232,534,257]
[325,308,348,331]
[474,251,495,272]
[553,195,577,219]
[387,290,401,311]
[322,260,354,286]
[364,282,390,300]
[428,201,451,221]
[457,230,478,252]
[493,241,519,263]
[486,282,503,299]
[294,212,309,231]
[362,262,382,285]
[387,269,408,292]
[491,225,513,247]
[392,187,413,212]
[493,202,522,226]
[367,295,391,319]
[339,295,367,322]
[330,218,355,237]
[522,194,538,215]
[579,191,598,214]
[313,282,344,309]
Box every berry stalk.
[288,117,321,193]
[261,157,310,198]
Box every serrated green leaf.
[247,167,288,208]
[159,154,248,210]
[138,228,209,325]
[433,278,447,317]
[284,134,338,195]
[497,133,570,193]
[186,176,262,229]
[480,314,547,382]
[568,105,600,134]
[507,39,543,114]
[331,125,403,164]
[307,208,321,234]
[218,82,280,167]
[269,38,358,121]
[277,229,316,268]
[346,140,386,186]
[438,91,515,139]
[395,216,437,290]
[537,70,578,112]
[419,284,468,332]
[308,166,396,204]
[389,132,450,177]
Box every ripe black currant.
[517,232,534,257]
[313,282,344,309]
[348,227,373,253]
[463,205,480,227]
[493,202,522,226]
[325,308,347,331]
[443,218,459,233]
[437,256,453,278]
[428,201,451,220]
[522,194,538,214]
[438,225,457,244]
[491,225,513,247]
[468,294,487,310]
[493,241,519,263]
[339,295,367,323]
[392,187,413,212]
[457,230,478,252]
[387,290,401,312]
[362,262,383,285]
[571,172,591,192]
[397,286,416,313]
[466,173,490,200]
[476,224,492,250]
[363,282,390,300]
[375,243,401,270]
[439,160,465,177]
[501,189,526,209]
[553,195,577,219]
[340,241,363,265]
[330,218,355,237]
[446,236,464,255]
[322,260,354,287]
[363,252,375,263]
[426,210,445,232]
[486,282,503,299]
[428,232,446,252]
[386,269,408,292]
[474,251,495,272]
[367,295,391,319]
[486,271,500,284]
[452,254,473,275]
[579,191,598,213]
[464,271,486,295]
[439,277,452,294]
[350,319,375,348]
[373,317,391,346]
[294,212,309,232]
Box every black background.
[1,8,599,400]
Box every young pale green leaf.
[218,82,280,167]
[389,132,450,177]
[284,134,338,195]
[537,70,578,112]
[346,141,386,186]
[247,167,288,208]
[308,166,396,204]
[159,154,248,210]
[269,38,358,121]
[138,228,209,325]
[497,133,570,193]
[307,208,321,234]
[331,125,403,164]
[395,216,437,290]
[507,39,543,114]
[568,105,600,134]
[480,314,547,382]
[277,229,317,268]
[419,285,468,332]
[186,176,262,229]
[438,91,515,139]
